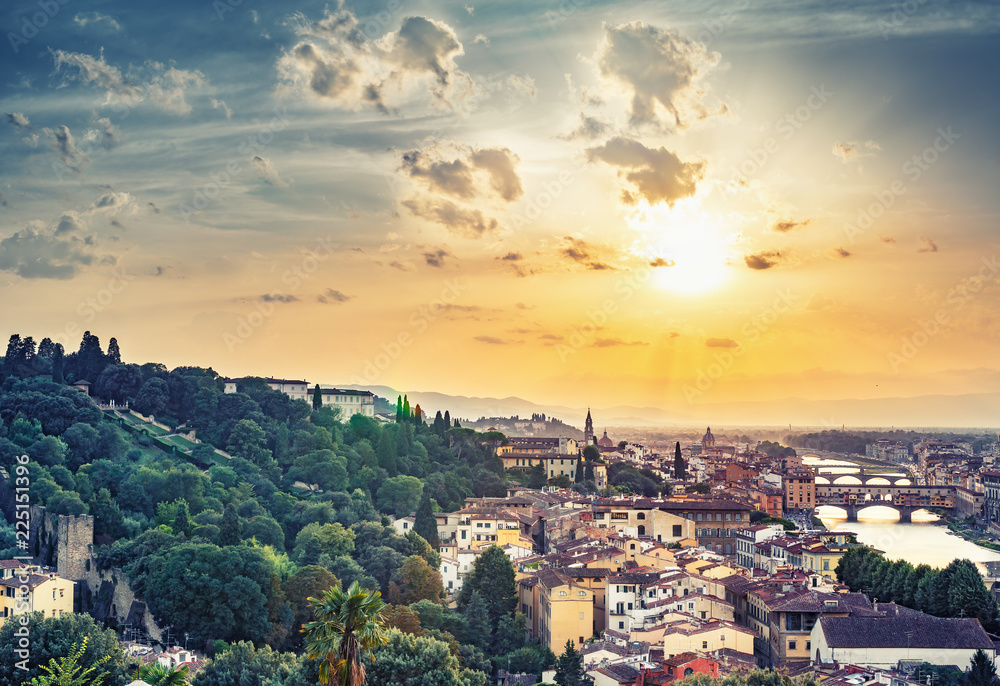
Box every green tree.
[220,503,242,546]
[967,648,997,686]
[527,462,548,489]
[285,566,340,649]
[458,545,517,631]
[227,419,273,467]
[134,662,190,686]
[414,495,440,549]
[376,475,423,517]
[554,640,587,686]
[364,629,486,686]
[27,637,111,686]
[174,501,191,537]
[303,581,389,686]
[192,641,305,686]
[0,613,131,686]
[674,442,686,480]
[392,555,444,605]
[313,384,323,411]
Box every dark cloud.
[260,293,299,303]
[6,113,30,128]
[744,251,782,270]
[515,302,534,310]
[559,236,617,271]
[878,235,896,245]
[402,197,497,238]
[317,288,351,304]
[389,260,414,271]
[773,219,811,233]
[422,248,452,267]
[474,335,507,344]
[110,218,124,228]
[706,337,739,348]
[649,257,675,267]
[559,113,612,141]
[596,21,725,129]
[148,202,161,214]
[586,136,704,206]
[917,236,939,253]
[592,338,648,347]
[498,251,522,261]
[832,247,852,258]
[44,125,87,169]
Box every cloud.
[586,136,704,206]
[399,142,521,236]
[86,117,121,150]
[592,338,648,347]
[0,214,113,279]
[474,335,507,344]
[42,125,87,169]
[559,113,612,141]
[515,302,534,310]
[52,50,206,115]
[744,251,782,270]
[472,34,489,46]
[402,197,498,238]
[317,288,351,303]
[595,21,726,129]
[422,248,452,267]
[772,218,811,233]
[6,113,30,128]
[832,140,880,163]
[73,12,122,32]
[260,293,299,303]
[649,257,674,267]
[539,333,563,341]
[498,251,522,261]
[211,98,233,119]
[277,7,476,113]
[917,236,939,253]
[878,234,896,245]
[831,247,852,258]
[706,337,739,348]
[148,202,162,214]
[465,5,474,14]
[92,191,133,214]
[252,155,289,188]
[389,260,415,271]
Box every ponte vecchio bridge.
[814,482,955,522]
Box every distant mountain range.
[343,385,1000,430]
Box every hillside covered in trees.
[0,332,562,685]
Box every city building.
[223,377,309,401]
[316,388,375,418]
[0,561,74,627]
[783,469,815,513]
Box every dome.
[702,427,715,447]
[597,430,614,448]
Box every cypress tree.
[674,442,686,480]
[312,384,322,410]
[403,395,411,418]
[414,495,440,549]
[396,395,404,422]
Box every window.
[806,641,811,651]
[578,591,586,596]
[701,611,707,619]
[702,641,708,649]
[619,621,625,629]
[789,641,797,651]
[673,525,682,537]
[461,531,466,539]
[558,591,568,596]
[579,612,584,620]
[637,513,646,520]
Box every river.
[816,506,1000,570]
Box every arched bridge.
[813,468,912,487]
[815,484,955,522]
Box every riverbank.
[942,514,1000,553]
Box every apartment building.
[0,561,74,627]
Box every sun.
[630,202,733,295]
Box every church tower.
[584,409,594,446]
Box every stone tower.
[584,408,594,446]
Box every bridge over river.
[814,483,955,522]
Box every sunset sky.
[2,0,999,421]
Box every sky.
[2,0,1000,421]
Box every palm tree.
[132,663,190,686]
[303,581,389,686]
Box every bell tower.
[584,408,594,446]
